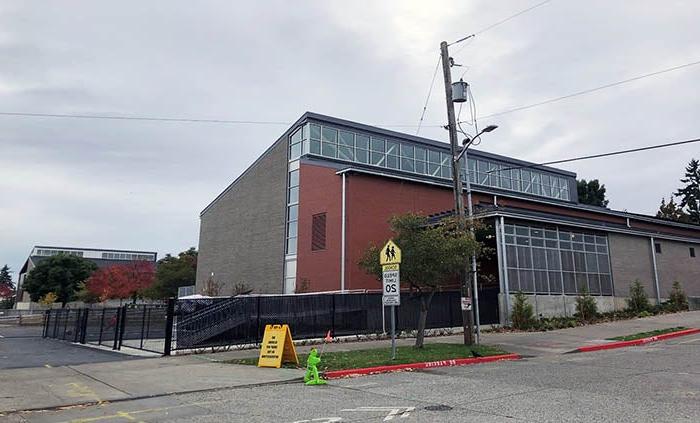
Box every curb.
[323,353,520,379]
[574,328,700,353]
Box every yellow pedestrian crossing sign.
[380,239,402,265]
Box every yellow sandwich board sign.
[257,324,299,368]
[380,239,402,265]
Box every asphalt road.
[0,325,134,369]
[9,332,700,422]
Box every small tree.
[627,279,651,314]
[359,213,480,348]
[233,282,253,295]
[0,265,14,303]
[201,275,223,296]
[510,291,534,330]
[666,281,689,312]
[39,292,58,306]
[575,286,598,322]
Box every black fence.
[43,288,499,355]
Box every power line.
[492,137,700,173]
[472,59,700,121]
[0,111,292,126]
[416,56,442,135]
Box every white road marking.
[678,338,700,344]
[341,406,415,421]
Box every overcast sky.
[1,1,699,280]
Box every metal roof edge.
[33,245,158,255]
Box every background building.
[16,246,157,309]
[197,112,700,323]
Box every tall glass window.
[503,222,613,295]
[299,122,573,202]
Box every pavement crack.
[65,365,133,396]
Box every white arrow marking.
[341,406,415,421]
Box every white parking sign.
[382,264,400,306]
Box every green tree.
[666,281,688,312]
[359,213,480,348]
[510,291,535,330]
[144,248,197,299]
[575,286,598,322]
[23,255,97,306]
[0,265,15,309]
[626,279,651,314]
[577,179,609,207]
[657,197,690,223]
[675,158,700,224]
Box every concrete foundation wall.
[196,139,288,295]
[499,294,618,323]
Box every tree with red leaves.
[86,261,156,303]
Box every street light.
[454,124,497,345]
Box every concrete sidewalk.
[197,310,700,361]
[0,354,303,414]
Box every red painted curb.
[323,353,520,379]
[576,328,700,353]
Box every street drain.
[425,404,453,411]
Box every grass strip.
[606,327,687,342]
[227,343,509,371]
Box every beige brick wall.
[608,233,656,298]
[654,239,700,298]
[196,139,288,295]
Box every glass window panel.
[428,162,440,177]
[302,124,308,140]
[356,149,369,164]
[572,233,584,242]
[322,127,337,143]
[506,245,518,268]
[290,143,301,160]
[310,139,321,154]
[288,186,299,204]
[545,240,558,248]
[531,238,544,247]
[517,246,532,268]
[322,142,337,158]
[505,235,515,244]
[573,252,586,271]
[415,147,427,161]
[534,271,549,294]
[286,237,297,255]
[572,242,584,251]
[288,169,299,188]
[585,253,599,272]
[519,270,534,292]
[428,150,441,164]
[507,268,520,292]
[515,226,529,236]
[588,274,601,295]
[488,163,499,186]
[338,146,354,161]
[291,129,302,145]
[531,228,544,238]
[415,161,426,174]
[560,241,571,250]
[302,139,309,155]
[310,124,321,140]
[288,205,298,221]
[401,158,415,172]
[597,254,611,274]
[386,140,399,155]
[287,220,298,238]
[549,271,563,293]
[596,245,608,254]
[561,251,574,271]
[576,273,588,293]
[400,144,414,158]
[504,224,515,234]
[546,249,561,270]
[532,248,547,269]
[339,130,354,146]
[386,155,399,169]
[600,274,613,295]
[356,134,369,149]
[370,137,385,152]
[563,272,577,294]
[371,151,385,166]
[284,260,297,278]
[595,235,607,245]
[501,172,512,189]
[516,237,530,246]
[441,165,451,178]
[440,152,450,166]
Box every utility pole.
[440,40,474,345]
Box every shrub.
[575,286,598,322]
[511,291,535,330]
[666,281,689,312]
[626,280,651,313]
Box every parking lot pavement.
[12,332,699,422]
[0,325,135,370]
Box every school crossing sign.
[380,240,402,306]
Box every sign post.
[380,240,402,360]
